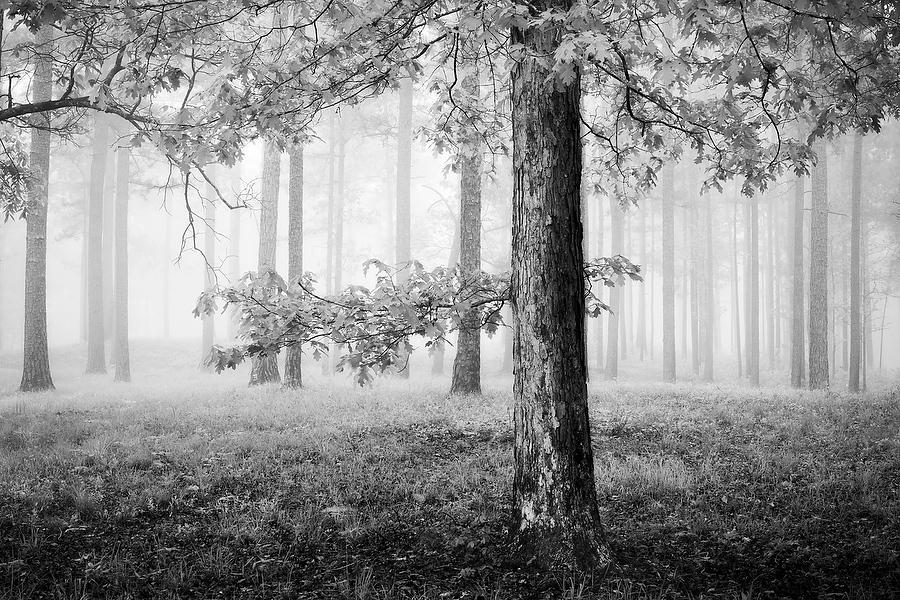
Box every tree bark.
[808,140,829,389]
[661,163,675,382]
[20,26,55,392]
[249,141,281,385]
[510,2,610,570]
[284,146,304,388]
[113,146,131,383]
[396,76,413,378]
[605,194,622,380]
[849,133,862,392]
[450,70,483,395]
[791,172,806,388]
[85,114,108,373]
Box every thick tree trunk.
[510,4,610,570]
[703,192,714,382]
[731,197,743,378]
[284,146,305,388]
[249,141,281,385]
[791,172,806,388]
[746,193,760,386]
[201,178,216,368]
[450,72,483,395]
[396,77,413,377]
[661,163,675,382]
[113,147,131,383]
[85,114,108,373]
[849,133,862,392]
[808,140,829,389]
[20,27,55,392]
[605,194,622,380]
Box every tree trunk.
[689,197,700,376]
[594,189,604,371]
[703,191,714,382]
[20,26,55,392]
[605,194,622,380]
[85,114,108,373]
[450,71,483,395]
[325,111,336,295]
[510,5,610,569]
[849,133,862,392]
[765,195,776,370]
[396,76,413,378]
[746,193,760,386]
[162,213,171,339]
[637,206,647,362]
[731,195,743,378]
[649,199,655,361]
[113,147,131,383]
[790,171,806,388]
[249,141,281,385]
[228,167,242,339]
[284,146,304,388]
[661,162,675,382]
[201,177,216,368]
[432,216,460,375]
[808,140,829,389]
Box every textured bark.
[450,75,482,395]
[746,193,760,386]
[791,172,806,388]
[808,140,829,389]
[200,178,216,369]
[395,77,413,377]
[20,26,55,392]
[85,114,109,373]
[113,147,131,383]
[661,163,675,382]
[703,192,714,382]
[510,2,610,571]
[605,194,622,380]
[249,141,281,385]
[849,133,862,392]
[731,198,743,378]
[284,146,305,388]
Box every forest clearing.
[1,342,898,599]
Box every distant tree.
[605,194,622,380]
[661,162,675,382]
[731,194,743,378]
[113,146,131,383]
[85,114,108,374]
[201,177,217,368]
[637,205,647,362]
[746,192,760,386]
[249,141,281,386]
[20,26,54,392]
[594,182,605,373]
[809,140,829,389]
[849,133,863,392]
[791,171,806,388]
[703,191,714,382]
[765,195,776,370]
[284,145,304,389]
[689,190,700,377]
[395,77,413,378]
[227,167,242,339]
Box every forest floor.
[0,341,898,599]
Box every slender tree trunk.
[334,132,345,294]
[765,196,776,370]
[746,193,760,386]
[103,141,115,352]
[594,188,604,371]
[621,219,629,361]
[284,146,305,388]
[113,147,131,382]
[649,200,655,361]
[681,198,689,360]
[249,141,281,385]
[732,197,743,378]
[20,26,54,392]
[689,198,700,376]
[450,71,483,395]
[510,7,610,568]
[396,77,413,378]
[703,192,714,381]
[849,133,862,392]
[162,213,171,339]
[605,195,622,380]
[325,111,336,296]
[228,168,242,339]
[637,206,647,362]
[791,172,806,388]
[200,178,216,368]
[808,140,829,389]
[661,163,675,382]
[432,217,460,375]
[85,115,108,373]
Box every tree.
[849,133,863,392]
[85,114,108,374]
[395,76,413,377]
[227,168,242,339]
[731,193,743,378]
[790,171,806,388]
[746,192,760,386]
[703,191,714,382]
[201,178,217,368]
[605,194,622,380]
[113,146,131,383]
[284,145,304,388]
[508,1,609,569]
[661,162,675,382]
[450,68,483,395]
[808,140,829,389]
[249,141,281,385]
[689,190,700,377]
[20,26,54,392]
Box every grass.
[0,342,898,598]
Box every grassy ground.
[0,342,898,599]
